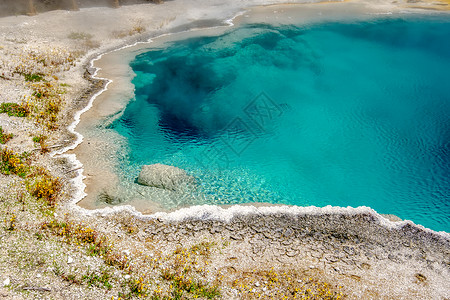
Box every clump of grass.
[32,134,49,153]
[0,102,30,117]
[190,241,216,257]
[40,220,112,258]
[68,31,93,40]
[23,73,44,82]
[82,269,113,289]
[61,273,82,285]
[27,80,65,130]
[67,32,99,50]
[4,213,17,231]
[119,277,150,299]
[104,251,130,271]
[0,148,29,178]
[112,19,146,38]
[0,126,13,144]
[32,135,44,143]
[82,39,101,50]
[13,48,78,75]
[161,270,220,299]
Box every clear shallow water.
[110,15,450,232]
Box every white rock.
[67,256,74,264]
[36,274,41,278]
[137,164,195,191]
[255,281,260,287]
[3,278,10,286]
[124,275,131,280]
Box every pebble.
[36,274,41,278]
[3,278,10,286]
[67,256,74,264]
[255,281,260,287]
[124,275,131,280]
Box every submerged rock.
[137,164,195,191]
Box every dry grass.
[0,126,13,144]
[112,19,146,39]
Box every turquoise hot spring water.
[107,15,450,232]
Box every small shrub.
[27,174,62,206]
[32,135,43,143]
[0,148,29,178]
[0,126,13,144]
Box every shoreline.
[69,1,449,234]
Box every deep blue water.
[110,15,450,232]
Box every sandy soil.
[0,0,449,299]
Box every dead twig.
[65,167,82,174]
[22,286,51,292]
[31,144,63,151]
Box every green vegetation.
[23,73,44,82]
[0,148,29,178]
[0,148,61,206]
[4,213,16,231]
[0,102,30,117]
[162,270,220,299]
[0,126,13,144]
[32,134,49,153]
[32,135,44,143]
[29,80,65,130]
[27,172,62,207]
[83,269,113,289]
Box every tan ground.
[0,0,449,299]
